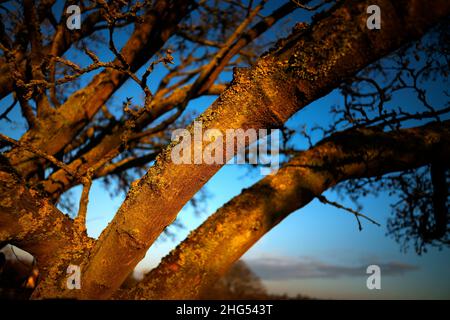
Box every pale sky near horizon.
[0,0,449,299]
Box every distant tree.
[200,260,268,300]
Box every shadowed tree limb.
[420,149,449,241]
[0,1,133,101]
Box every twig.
[316,194,380,231]
[0,96,18,121]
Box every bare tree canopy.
[0,0,448,300]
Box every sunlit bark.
[124,121,450,299]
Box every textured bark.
[125,120,450,299]
[5,0,195,178]
[0,156,93,298]
[78,0,450,299]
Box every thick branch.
[125,120,450,299]
[79,0,450,299]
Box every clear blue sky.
[0,0,448,299]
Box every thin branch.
[0,96,18,121]
[74,169,93,232]
[316,194,381,230]
[291,0,330,11]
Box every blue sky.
[0,0,449,299]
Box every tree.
[200,260,268,300]
[0,0,448,299]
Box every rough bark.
[0,155,94,297]
[78,0,450,299]
[124,120,450,299]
